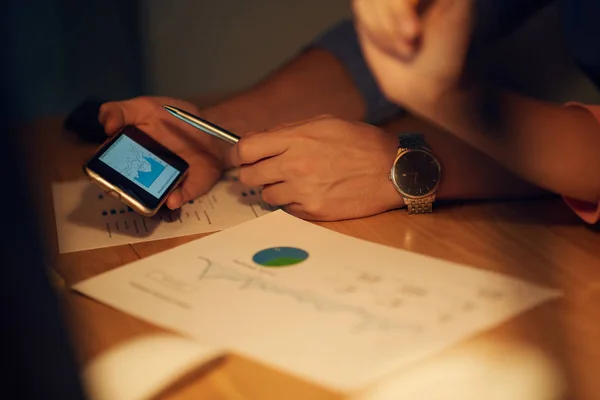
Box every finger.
[392,0,420,40]
[166,187,186,210]
[356,12,413,59]
[260,182,295,206]
[166,182,205,210]
[98,98,149,135]
[423,0,474,59]
[353,0,396,54]
[229,132,291,167]
[166,168,221,209]
[380,0,421,58]
[238,157,285,188]
[354,0,420,59]
[98,102,125,135]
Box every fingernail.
[401,18,418,39]
[167,196,181,210]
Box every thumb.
[165,167,221,209]
[166,187,186,210]
[98,97,152,135]
[98,101,126,135]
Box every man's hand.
[99,96,230,209]
[353,0,475,112]
[228,115,403,221]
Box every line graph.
[119,144,165,187]
[196,257,422,334]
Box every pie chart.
[252,247,309,267]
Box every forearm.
[430,126,549,203]
[412,87,600,203]
[197,48,366,134]
[381,117,549,210]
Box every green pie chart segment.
[252,247,309,267]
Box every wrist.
[377,133,407,212]
[399,82,462,121]
[379,180,406,211]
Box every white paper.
[351,341,565,400]
[74,210,560,393]
[84,333,225,400]
[52,174,274,253]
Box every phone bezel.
[83,126,189,214]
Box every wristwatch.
[389,133,442,214]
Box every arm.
[197,48,366,133]
[195,20,404,139]
[96,46,369,211]
[203,0,555,134]
[196,18,550,221]
[412,86,600,204]
[227,113,548,221]
[203,42,549,207]
[99,13,549,216]
[354,0,600,205]
[382,116,551,205]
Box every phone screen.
[99,134,180,199]
[84,126,189,214]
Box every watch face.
[393,150,441,197]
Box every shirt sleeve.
[308,19,404,125]
[562,102,600,224]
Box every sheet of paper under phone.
[52,172,275,253]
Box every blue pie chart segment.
[252,247,309,267]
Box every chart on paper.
[52,173,275,253]
[190,257,423,334]
[74,211,561,392]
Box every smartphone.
[83,126,189,217]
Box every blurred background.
[7,0,350,121]
[7,0,600,122]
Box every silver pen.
[163,104,240,144]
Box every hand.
[228,115,403,221]
[353,0,475,111]
[352,0,421,59]
[99,96,230,209]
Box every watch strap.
[405,197,434,214]
[397,132,430,152]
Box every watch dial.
[394,150,440,197]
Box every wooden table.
[23,115,600,400]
